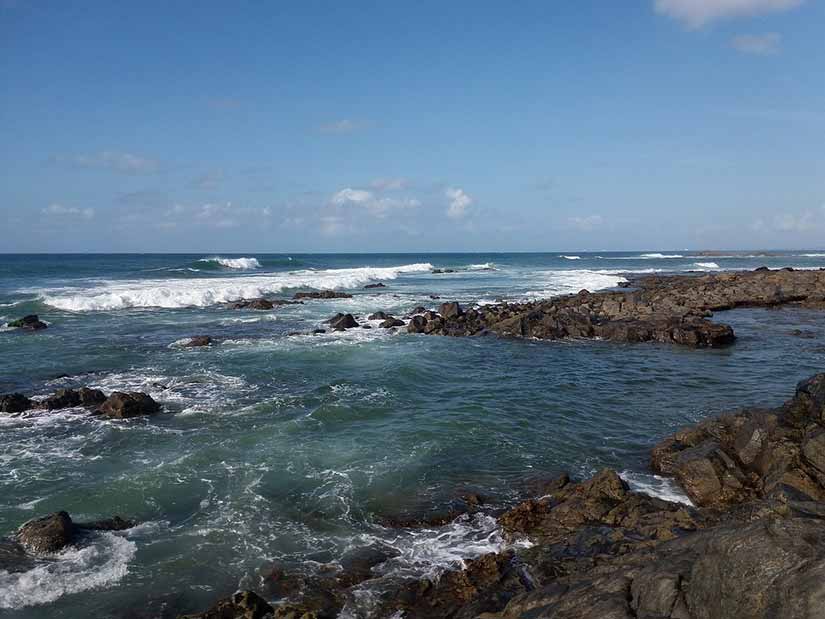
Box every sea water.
[1,251,824,617]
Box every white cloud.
[654,0,803,28]
[568,214,604,232]
[330,187,420,218]
[54,150,161,174]
[731,32,781,54]
[445,187,473,219]
[42,203,94,219]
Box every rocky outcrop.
[364,283,386,289]
[408,269,825,347]
[178,591,273,619]
[229,299,302,310]
[0,392,32,413]
[293,290,353,300]
[6,314,48,331]
[15,511,133,555]
[99,391,161,418]
[651,373,825,508]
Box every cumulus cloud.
[567,214,604,232]
[731,32,781,54]
[330,187,420,217]
[42,203,94,219]
[654,0,804,28]
[53,150,161,174]
[445,187,473,219]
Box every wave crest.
[198,256,262,269]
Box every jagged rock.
[369,311,389,320]
[364,283,386,289]
[0,392,32,413]
[98,392,161,418]
[439,301,463,319]
[293,290,353,300]
[38,388,82,410]
[6,314,48,331]
[17,511,74,553]
[230,298,302,310]
[178,590,273,619]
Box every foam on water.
[526,269,627,298]
[36,263,433,311]
[620,471,693,506]
[693,262,720,270]
[0,532,137,609]
[198,256,262,269]
[562,255,581,260]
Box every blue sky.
[1,0,823,252]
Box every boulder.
[6,314,48,331]
[380,318,405,328]
[407,315,428,334]
[0,393,32,413]
[328,313,358,330]
[369,311,389,320]
[98,392,161,418]
[364,283,386,289]
[17,511,74,553]
[38,388,82,410]
[439,301,463,319]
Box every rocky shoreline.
[406,268,825,347]
[185,373,825,618]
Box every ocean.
[2,251,825,617]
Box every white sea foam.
[0,532,137,609]
[526,269,627,298]
[692,262,720,269]
[36,263,433,311]
[562,255,581,260]
[199,256,261,269]
[464,263,496,271]
[801,253,825,258]
[620,471,693,506]
[639,253,683,259]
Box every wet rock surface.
[1,386,159,417]
[229,298,303,310]
[408,269,825,346]
[293,290,353,300]
[6,314,48,331]
[99,391,162,418]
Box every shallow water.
[1,252,824,617]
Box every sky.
[1,0,824,253]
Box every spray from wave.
[198,256,262,269]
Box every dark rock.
[6,314,48,331]
[38,388,82,410]
[369,311,389,320]
[312,329,326,334]
[78,387,106,406]
[364,283,386,289]
[293,290,353,300]
[407,315,428,334]
[230,298,302,309]
[412,306,427,314]
[180,335,212,347]
[17,511,73,553]
[99,392,161,418]
[328,313,358,330]
[439,301,463,319]
[0,392,32,413]
[76,516,134,531]
[380,318,404,328]
[178,590,273,619]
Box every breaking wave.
[0,532,137,609]
[562,255,581,260]
[37,264,433,311]
[198,256,262,269]
[692,262,720,269]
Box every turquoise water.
[1,252,825,617]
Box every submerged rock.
[229,298,302,310]
[99,391,161,418]
[380,317,405,328]
[179,335,213,347]
[364,282,386,289]
[6,314,48,331]
[293,290,353,300]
